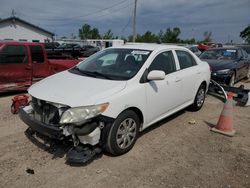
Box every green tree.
[136,31,158,43]
[103,29,114,39]
[127,35,134,42]
[240,25,250,43]
[158,27,181,43]
[91,28,101,39]
[180,38,196,44]
[79,24,101,39]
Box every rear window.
[30,45,44,63]
[176,50,197,69]
[0,45,27,64]
[200,49,237,60]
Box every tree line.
[76,24,250,44]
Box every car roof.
[0,40,42,46]
[206,47,240,51]
[112,43,187,51]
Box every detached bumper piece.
[19,108,64,140]
[209,79,250,106]
[66,146,102,164]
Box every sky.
[0,0,250,43]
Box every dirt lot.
[0,81,250,188]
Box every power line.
[40,2,134,27]
[67,0,131,20]
[121,11,133,35]
[17,0,132,22]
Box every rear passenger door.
[30,45,49,83]
[174,50,201,103]
[0,44,32,92]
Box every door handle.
[175,78,182,82]
[196,71,201,74]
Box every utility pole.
[133,0,138,42]
[11,9,16,17]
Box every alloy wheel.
[197,89,205,107]
[116,118,137,149]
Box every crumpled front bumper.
[19,105,114,145]
[19,108,64,140]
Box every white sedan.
[20,44,210,157]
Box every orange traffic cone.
[211,92,236,137]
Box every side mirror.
[147,70,165,81]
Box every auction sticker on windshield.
[131,50,150,55]
[226,50,236,52]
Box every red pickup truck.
[0,41,81,93]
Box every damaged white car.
[19,44,210,163]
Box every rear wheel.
[189,84,206,111]
[106,110,140,156]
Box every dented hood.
[28,70,126,107]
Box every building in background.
[0,17,54,42]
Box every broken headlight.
[215,69,232,74]
[59,103,109,125]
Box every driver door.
[144,50,182,127]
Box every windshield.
[200,49,237,60]
[73,48,151,80]
[240,46,250,54]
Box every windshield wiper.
[72,67,113,80]
[86,71,113,80]
[71,67,96,77]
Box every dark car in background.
[185,45,201,56]
[199,47,250,86]
[44,42,60,49]
[81,45,100,57]
[236,44,250,55]
[45,43,100,58]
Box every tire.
[189,84,206,111]
[106,110,140,156]
[229,73,235,86]
[246,68,250,79]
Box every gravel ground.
[0,80,250,188]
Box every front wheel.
[105,110,140,156]
[246,68,250,79]
[189,84,206,111]
[229,73,235,86]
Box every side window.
[30,45,44,63]
[0,45,27,64]
[176,50,197,69]
[149,51,176,74]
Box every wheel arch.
[200,80,207,91]
[119,107,144,129]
